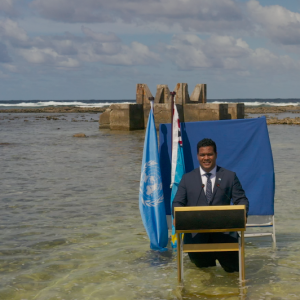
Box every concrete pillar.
[153,103,172,129]
[190,84,207,103]
[145,84,171,127]
[99,108,111,129]
[109,104,144,130]
[136,84,144,105]
[184,103,229,122]
[154,85,164,103]
[152,104,184,129]
[136,83,154,127]
[174,83,190,105]
[228,103,244,119]
[136,84,153,105]
[154,85,171,103]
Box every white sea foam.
[210,101,300,106]
[71,102,133,107]
[0,101,134,108]
[1,100,299,108]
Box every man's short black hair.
[197,138,217,153]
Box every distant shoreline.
[1,104,300,114]
[0,106,109,113]
[1,104,300,125]
[245,105,300,114]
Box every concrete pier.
[228,103,244,119]
[99,83,244,130]
[109,104,144,131]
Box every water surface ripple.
[0,114,300,300]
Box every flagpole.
[169,91,185,248]
[170,91,176,163]
[149,97,154,111]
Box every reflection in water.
[0,114,300,299]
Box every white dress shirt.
[199,165,217,194]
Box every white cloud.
[19,47,56,64]
[247,0,300,45]
[76,27,161,66]
[0,42,12,63]
[18,46,80,68]
[77,39,160,66]
[30,0,115,23]
[81,26,120,43]
[100,41,161,66]
[27,0,300,47]
[0,19,28,43]
[0,0,20,16]
[165,34,300,73]
[0,0,13,11]
[6,0,300,47]
[0,69,9,78]
[3,1,300,99]
[2,63,18,72]
[2,24,160,69]
[30,0,249,33]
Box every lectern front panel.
[175,206,245,231]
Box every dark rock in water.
[46,116,59,120]
[267,117,300,125]
[246,105,300,114]
[73,133,87,138]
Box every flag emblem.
[140,160,164,207]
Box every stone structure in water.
[99,83,244,130]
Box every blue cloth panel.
[159,117,275,216]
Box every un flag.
[139,108,168,251]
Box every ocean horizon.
[0,98,300,109]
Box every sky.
[1,0,300,100]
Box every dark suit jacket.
[172,166,249,244]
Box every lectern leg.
[177,233,182,284]
[239,231,245,282]
[180,234,184,281]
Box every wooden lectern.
[174,205,246,283]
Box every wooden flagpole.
[170,91,176,166]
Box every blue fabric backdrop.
[159,117,275,216]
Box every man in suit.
[172,138,249,273]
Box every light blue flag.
[170,144,185,248]
[170,101,186,248]
[139,108,168,251]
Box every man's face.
[197,146,217,173]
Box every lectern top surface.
[174,205,246,211]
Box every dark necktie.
[205,173,212,204]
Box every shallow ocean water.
[0,113,300,300]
